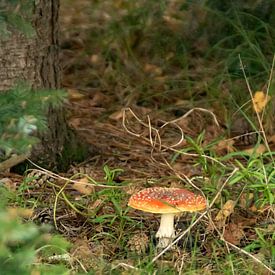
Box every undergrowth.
[0,0,274,274]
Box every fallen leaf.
[144,63,162,76]
[7,207,33,219]
[268,134,275,143]
[67,89,86,101]
[162,15,182,32]
[215,200,235,228]
[109,109,124,121]
[266,224,275,233]
[88,91,109,107]
[0,177,17,192]
[252,91,271,113]
[71,238,93,260]
[68,117,82,128]
[214,139,235,155]
[90,54,103,65]
[243,144,266,156]
[239,193,254,209]
[72,177,94,195]
[223,223,244,245]
[249,204,271,213]
[88,199,103,211]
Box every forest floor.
[4,0,275,274]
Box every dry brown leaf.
[89,91,109,107]
[109,109,124,121]
[214,139,235,155]
[71,238,92,259]
[215,200,235,228]
[88,199,103,211]
[0,177,17,192]
[144,63,162,76]
[154,76,167,83]
[243,144,266,156]
[268,134,275,143]
[162,15,183,32]
[72,177,94,195]
[239,193,254,209]
[90,54,103,65]
[7,207,33,219]
[266,224,275,233]
[249,204,270,213]
[67,89,86,101]
[70,238,102,268]
[252,91,271,113]
[165,52,174,61]
[68,117,82,129]
[223,223,244,245]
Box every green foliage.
[202,1,275,78]
[0,0,35,38]
[103,165,124,184]
[0,83,66,158]
[100,1,275,110]
[0,187,71,274]
[229,153,275,207]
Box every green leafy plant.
[0,0,35,39]
[0,187,71,275]
[229,153,275,207]
[0,82,66,159]
[103,165,124,184]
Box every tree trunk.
[0,0,60,90]
[0,0,86,171]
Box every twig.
[111,262,139,271]
[26,160,123,188]
[161,107,220,128]
[122,108,226,168]
[0,152,30,172]
[224,240,275,274]
[207,213,275,274]
[238,55,272,162]
[262,53,275,122]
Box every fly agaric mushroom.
[128,187,206,248]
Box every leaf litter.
[1,0,274,273]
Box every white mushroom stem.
[155,213,176,248]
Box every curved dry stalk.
[122,107,226,168]
[207,213,275,274]
[161,107,220,128]
[0,152,30,172]
[262,54,275,122]
[239,55,273,165]
[26,160,123,189]
[159,120,185,149]
[161,156,206,199]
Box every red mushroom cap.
[128,187,206,213]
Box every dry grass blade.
[162,107,220,128]
[122,107,226,168]
[207,213,275,274]
[26,160,123,189]
[151,167,239,263]
[238,55,273,162]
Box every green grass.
[2,0,275,273]
[64,0,275,272]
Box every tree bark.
[0,0,60,90]
[0,0,85,170]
